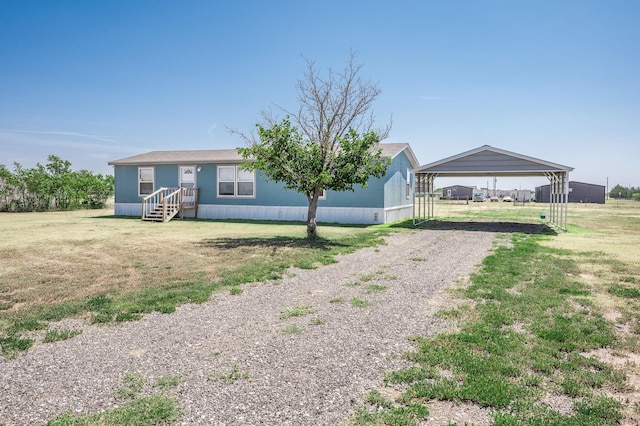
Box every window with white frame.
[138,167,154,196]
[406,169,411,199]
[218,165,255,197]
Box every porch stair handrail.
[141,187,183,222]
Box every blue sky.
[1,0,638,191]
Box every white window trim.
[138,166,155,197]
[318,189,326,200]
[406,169,411,199]
[217,165,237,197]
[217,165,256,198]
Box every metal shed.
[412,145,574,230]
[441,185,474,200]
[536,181,605,204]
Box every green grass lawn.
[355,200,640,425]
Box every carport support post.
[562,172,569,230]
[413,173,425,225]
[428,174,435,220]
[413,173,435,226]
[552,180,556,226]
[413,174,418,225]
[545,171,569,232]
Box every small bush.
[211,364,250,383]
[229,287,243,295]
[154,375,181,390]
[44,329,82,343]
[366,284,388,293]
[46,394,179,425]
[0,335,34,358]
[280,305,316,319]
[115,374,147,400]
[282,324,303,334]
[350,297,371,308]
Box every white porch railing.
[141,187,198,222]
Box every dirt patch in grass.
[424,400,492,426]
[584,347,640,425]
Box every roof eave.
[392,145,420,168]
[412,144,573,174]
[108,159,247,166]
[412,169,574,176]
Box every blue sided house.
[108,143,419,225]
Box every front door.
[179,166,196,202]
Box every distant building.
[441,185,474,200]
[535,181,605,204]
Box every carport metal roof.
[412,145,574,230]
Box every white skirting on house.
[113,203,413,224]
[383,204,413,224]
[114,203,143,217]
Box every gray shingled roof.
[108,143,419,167]
[379,143,419,167]
[108,149,242,166]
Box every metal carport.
[412,145,574,231]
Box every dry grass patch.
[542,201,640,264]
[2,222,226,311]
[1,209,385,356]
[0,209,361,313]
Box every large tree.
[236,53,391,238]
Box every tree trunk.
[306,192,319,239]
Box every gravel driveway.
[0,229,494,425]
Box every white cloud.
[0,129,122,145]
[0,128,143,154]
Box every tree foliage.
[0,155,114,212]
[240,119,389,196]
[609,184,640,200]
[236,52,391,238]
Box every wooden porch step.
[144,205,180,222]
[141,188,199,223]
